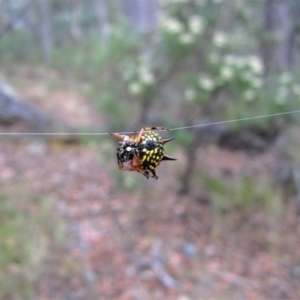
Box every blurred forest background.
[1,0,300,299]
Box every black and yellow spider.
[110,127,176,179]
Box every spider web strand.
[168,110,300,131]
[0,109,299,136]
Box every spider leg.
[110,133,130,141]
[138,170,150,179]
[119,158,139,172]
[119,163,135,171]
[150,168,158,180]
[136,128,144,144]
[145,127,168,130]
[131,157,152,179]
[110,133,125,139]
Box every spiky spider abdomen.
[110,127,176,179]
[138,131,164,172]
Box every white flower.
[178,33,194,45]
[188,16,204,35]
[198,75,214,91]
[184,88,197,101]
[279,72,292,85]
[292,84,300,96]
[213,32,227,47]
[161,17,183,34]
[248,56,263,74]
[220,66,234,80]
[128,82,143,95]
[139,68,155,85]
[243,90,256,102]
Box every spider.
[110,127,176,179]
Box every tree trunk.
[94,0,110,45]
[178,134,202,195]
[262,0,294,73]
[122,0,158,34]
[38,0,53,65]
[292,166,300,215]
[70,0,84,45]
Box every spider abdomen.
[110,127,176,179]
[138,132,164,171]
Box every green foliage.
[172,128,194,146]
[204,175,283,217]
[51,24,143,131]
[0,31,41,63]
[0,192,66,299]
[156,0,298,131]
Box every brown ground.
[1,67,300,300]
